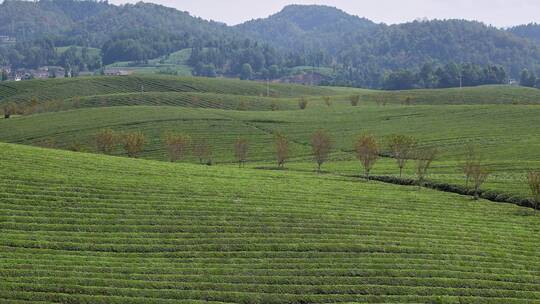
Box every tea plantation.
[0,75,540,303]
[0,143,539,303]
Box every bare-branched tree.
[355,133,379,180]
[415,146,438,187]
[470,163,490,200]
[463,143,478,187]
[275,133,290,169]
[95,129,117,154]
[387,134,417,177]
[122,131,146,158]
[164,132,191,162]
[311,130,332,173]
[192,138,212,165]
[234,138,249,168]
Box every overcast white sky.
[109,0,540,27]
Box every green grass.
[0,142,539,303]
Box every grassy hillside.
[1,102,539,198]
[62,92,301,112]
[0,75,337,105]
[0,143,539,303]
[357,85,540,105]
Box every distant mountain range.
[1,0,539,88]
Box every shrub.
[528,170,540,210]
[350,95,360,106]
[274,133,290,168]
[95,129,117,155]
[298,97,308,110]
[164,132,191,162]
[355,133,379,180]
[192,138,212,164]
[121,131,146,158]
[311,130,332,173]
[234,138,249,168]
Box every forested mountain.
[508,23,540,43]
[237,5,378,57]
[239,7,540,86]
[1,0,540,89]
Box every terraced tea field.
[1,100,539,197]
[0,75,336,105]
[1,143,539,303]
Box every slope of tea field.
[0,75,336,104]
[0,143,539,303]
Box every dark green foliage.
[520,69,538,87]
[383,63,508,90]
[508,23,540,43]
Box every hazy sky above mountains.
[110,0,540,27]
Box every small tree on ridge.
[355,133,379,180]
[387,134,417,177]
[311,130,332,173]
[234,138,249,168]
[275,133,290,169]
[164,132,191,162]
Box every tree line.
[91,128,540,209]
[381,63,508,90]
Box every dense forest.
[1,0,540,89]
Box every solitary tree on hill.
[95,129,117,154]
[122,131,146,158]
[387,134,417,178]
[470,163,490,200]
[355,133,379,180]
[274,133,290,168]
[463,143,478,187]
[192,138,212,165]
[311,130,332,173]
[415,146,438,187]
[164,132,191,162]
[234,138,249,168]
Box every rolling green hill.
[1,76,540,201]
[0,75,336,105]
[1,143,539,303]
